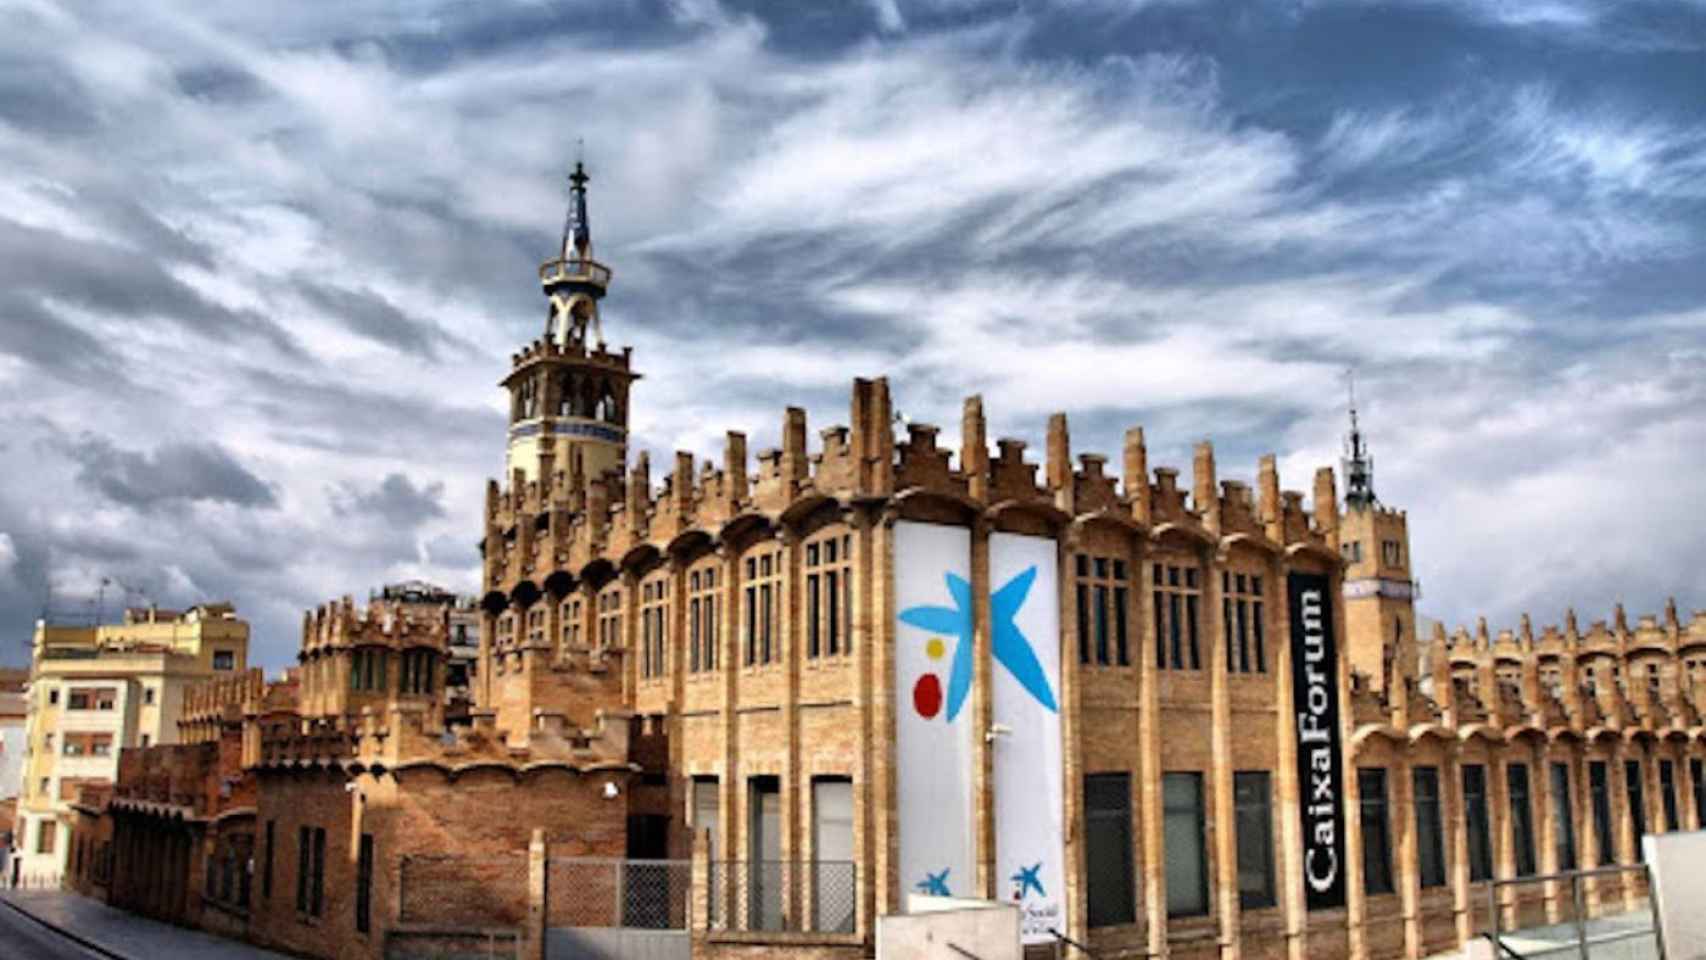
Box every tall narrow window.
[1234,771,1276,909]
[688,564,720,673]
[811,777,855,933]
[1508,764,1536,876]
[1163,772,1207,917]
[1590,761,1615,865]
[1085,773,1136,927]
[356,834,374,934]
[1359,768,1394,894]
[639,575,669,680]
[1075,556,1130,667]
[1626,760,1647,862]
[1154,563,1202,670]
[1222,572,1266,674]
[748,777,782,930]
[692,776,720,861]
[1550,762,1577,871]
[805,533,852,659]
[1413,767,1446,888]
[596,585,623,652]
[1693,758,1706,831]
[743,547,782,666]
[560,596,583,650]
[296,826,310,913]
[1463,765,1493,882]
[311,827,326,917]
[1660,760,1679,832]
[263,820,274,901]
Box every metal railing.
[703,860,856,934]
[1486,864,1657,960]
[547,857,689,929]
[538,257,611,286]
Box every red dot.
[913,673,942,719]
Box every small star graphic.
[1012,862,1045,898]
[916,867,952,897]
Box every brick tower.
[1337,380,1419,698]
[502,161,640,485]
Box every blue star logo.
[899,566,1057,722]
[1011,862,1045,898]
[917,867,952,897]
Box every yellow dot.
[926,637,945,660]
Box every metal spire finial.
[1342,368,1376,508]
[563,149,591,259]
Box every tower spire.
[563,155,592,260]
[1343,369,1376,509]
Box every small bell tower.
[1337,375,1418,699]
[502,161,640,485]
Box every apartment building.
[12,603,247,886]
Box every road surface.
[0,899,109,960]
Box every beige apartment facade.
[12,603,248,887]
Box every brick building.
[58,168,1706,960]
[472,167,1706,960]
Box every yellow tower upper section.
[502,162,639,485]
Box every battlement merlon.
[479,377,1347,587]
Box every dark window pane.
[1413,767,1446,888]
[1551,763,1577,871]
[1164,773,1207,917]
[1509,764,1536,876]
[1114,587,1129,666]
[1078,584,1091,665]
[1235,771,1275,909]
[1626,761,1648,862]
[1094,585,1110,665]
[1590,762,1615,866]
[1463,765,1493,882]
[1085,774,1136,928]
[1359,768,1394,894]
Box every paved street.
[0,898,109,960]
[0,890,293,959]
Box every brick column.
[1270,553,1307,960]
[1204,545,1240,960]
[971,518,994,898]
[1393,752,1419,959]
[1059,526,1087,945]
[1138,548,1168,959]
[1446,743,1471,949]
[527,829,547,960]
[718,545,740,927]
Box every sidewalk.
[0,889,296,960]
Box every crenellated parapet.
[1425,599,1706,740]
[479,376,1343,618]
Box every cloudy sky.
[2,0,1703,669]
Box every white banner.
[989,532,1066,944]
[894,521,976,900]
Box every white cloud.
[0,533,16,584]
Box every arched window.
[557,373,577,417]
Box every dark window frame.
[1234,770,1276,910]
[1085,772,1137,928]
[1359,768,1394,895]
[1413,766,1446,888]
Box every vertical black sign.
[1289,572,1345,910]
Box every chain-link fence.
[703,860,856,934]
[546,858,689,929]
[398,853,530,927]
